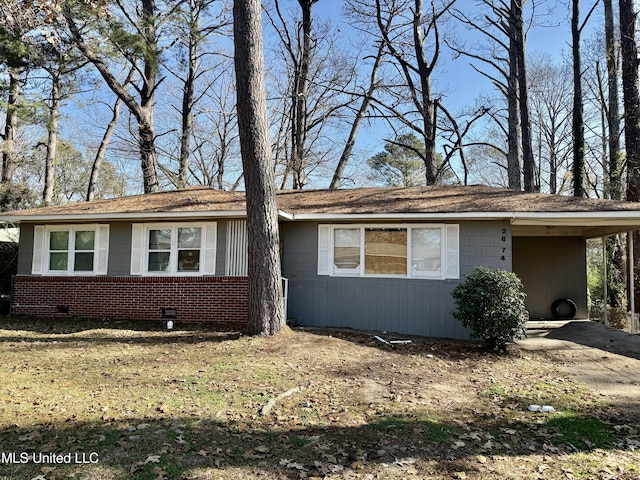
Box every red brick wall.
[11,275,249,326]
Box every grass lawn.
[0,317,638,479]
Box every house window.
[411,227,443,278]
[177,227,202,272]
[31,225,109,275]
[146,226,202,274]
[317,224,459,280]
[334,228,361,274]
[131,222,217,276]
[48,228,97,273]
[365,228,407,275]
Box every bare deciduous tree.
[449,0,544,191]
[371,0,456,185]
[265,0,356,189]
[528,55,572,194]
[571,0,599,197]
[166,0,231,188]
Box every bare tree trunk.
[605,0,622,200]
[620,0,640,310]
[178,0,199,189]
[374,0,450,186]
[603,0,625,309]
[290,0,317,189]
[178,38,196,189]
[507,19,522,190]
[507,42,522,190]
[139,0,160,193]
[233,0,285,335]
[571,0,586,197]
[2,67,21,183]
[621,0,640,198]
[413,0,437,185]
[87,97,122,201]
[512,0,535,191]
[330,41,384,189]
[216,143,226,190]
[43,70,61,205]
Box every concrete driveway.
[517,320,640,416]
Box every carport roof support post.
[629,230,637,335]
[603,236,609,327]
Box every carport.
[510,211,640,333]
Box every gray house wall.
[280,220,512,339]
[18,217,589,334]
[512,236,588,319]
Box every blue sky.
[305,0,600,160]
[56,0,604,192]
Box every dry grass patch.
[0,318,638,479]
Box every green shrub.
[452,266,529,353]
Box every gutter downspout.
[603,236,609,326]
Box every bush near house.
[452,266,529,353]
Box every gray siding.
[281,221,511,340]
[513,236,588,319]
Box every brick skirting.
[11,275,249,326]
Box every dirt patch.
[0,318,638,479]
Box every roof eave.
[291,210,640,223]
[5,210,640,233]
[289,212,514,221]
[510,211,640,226]
[0,209,297,223]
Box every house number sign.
[500,227,508,262]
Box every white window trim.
[131,222,217,276]
[33,224,109,276]
[318,223,459,280]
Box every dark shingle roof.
[3,185,640,221]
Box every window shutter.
[32,226,46,274]
[225,220,247,276]
[445,224,460,279]
[203,222,217,275]
[317,224,331,275]
[130,224,145,275]
[96,225,110,275]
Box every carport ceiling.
[511,215,640,239]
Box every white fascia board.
[2,209,294,224]
[511,211,640,226]
[6,208,640,227]
[290,212,514,221]
[292,211,640,227]
[0,210,249,223]
[278,210,295,220]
